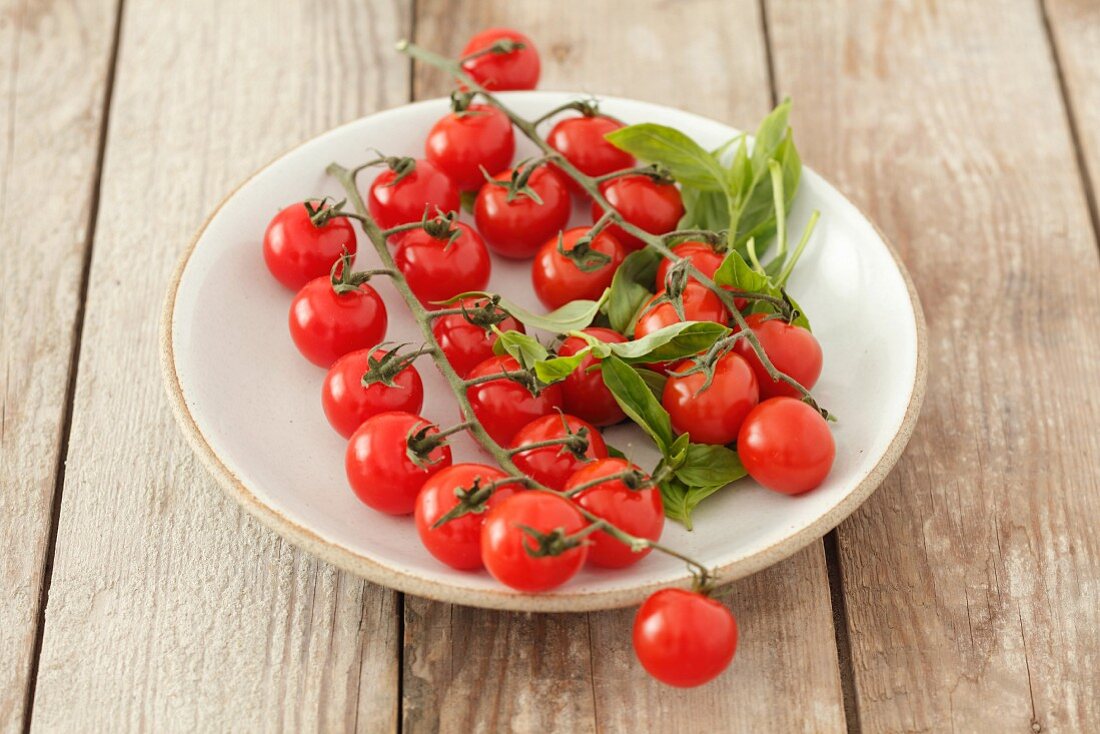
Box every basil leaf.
[678,188,729,232]
[749,292,812,332]
[604,249,660,333]
[608,321,729,364]
[635,367,667,399]
[498,292,606,333]
[714,250,771,293]
[492,329,548,369]
[668,433,690,469]
[605,444,627,460]
[674,443,746,487]
[734,133,801,248]
[660,477,729,530]
[600,356,674,453]
[750,99,792,170]
[605,124,726,191]
[532,350,588,383]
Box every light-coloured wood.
[28,0,411,730]
[407,3,846,732]
[0,0,119,731]
[767,0,1100,730]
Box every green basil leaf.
[674,443,746,487]
[605,444,627,460]
[608,321,729,364]
[605,123,726,191]
[734,133,801,248]
[668,433,690,469]
[492,329,549,369]
[604,249,660,333]
[635,367,668,399]
[749,292,812,332]
[678,187,729,232]
[600,356,674,453]
[750,98,792,170]
[498,292,606,333]
[659,475,735,530]
[714,250,771,293]
[532,350,588,383]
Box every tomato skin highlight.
[415,463,523,570]
[322,348,424,438]
[566,458,664,568]
[465,355,564,446]
[558,327,627,426]
[532,226,625,309]
[737,397,835,495]
[633,589,738,687]
[289,276,387,368]
[474,166,571,259]
[345,411,453,515]
[425,104,515,191]
[263,201,357,290]
[732,313,823,399]
[509,414,608,490]
[547,115,634,188]
[366,158,460,230]
[593,176,684,251]
[662,353,759,445]
[432,297,526,378]
[633,282,730,340]
[393,222,491,308]
[481,492,587,591]
[460,28,540,91]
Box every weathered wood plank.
[0,0,119,730]
[407,3,846,732]
[28,0,411,730]
[767,0,1100,729]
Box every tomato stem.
[505,432,591,457]
[561,469,653,497]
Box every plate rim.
[160,92,929,612]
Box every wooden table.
[4,0,1099,731]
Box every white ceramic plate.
[162,92,926,612]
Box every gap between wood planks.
[20,0,127,730]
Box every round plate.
[161,92,926,612]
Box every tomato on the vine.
[532,226,625,309]
[345,411,452,515]
[474,165,571,258]
[393,222,491,308]
[566,458,664,568]
[655,241,747,310]
[662,352,759,445]
[322,348,424,438]
[633,282,730,340]
[547,114,634,186]
[460,28,540,91]
[465,355,564,446]
[509,413,608,490]
[289,276,387,368]
[367,158,460,230]
[738,397,835,495]
[592,176,684,251]
[263,201,357,290]
[633,589,738,687]
[415,463,523,570]
[425,104,515,190]
[732,313,823,399]
[432,297,526,378]
[481,492,587,591]
[558,327,627,426]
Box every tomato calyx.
[672,333,747,394]
[516,522,591,558]
[507,418,593,460]
[404,420,464,468]
[431,294,514,330]
[483,157,553,203]
[532,97,600,126]
[463,364,547,397]
[302,196,353,228]
[328,249,393,295]
[555,231,612,273]
[562,468,653,497]
[353,151,419,186]
[360,343,428,387]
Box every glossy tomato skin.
[509,414,608,490]
[633,589,738,687]
[465,355,564,446]
[460,28,540,91]
[322,348,424,438]
[547,115,634,187]
[532,227,625,309]
[263,201,357,290]
[593,176,684,251]
[738,397,835,495]
[474,166,571,258]
[393,222,491,308]
[289,277,388,368]
[558,327,627,426]
[415,463,523,570]
[566,458,664,568]
[655,241,747,310]
[663,353,759,445]
[481,492,587,591]
[345,411,452,515]
[425,104,515,190]
[633,282,730,340]
[732,314,823,399]
[432,297,526,378]
[367,159,460,230]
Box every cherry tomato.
[432,297,526,378]
[465,355,564,446]
[532,226,625,309]
[558,327,627,426]
[415,463,523,570]
[367,158,460,230]
[474,165,571,259]
[289,276,387,368]
[345,411,452,515]
[263,201,357,290]
[321,348,424,438]
[547,115,634,188]
[393,222,491,308]
[566,458,664,568]
[425,104,515,190]
[655,241,747,310]
[737,397,835,495]
[662,353,759,445]
[633,589,738,687]
[509,414,608,490]
[460,28,540,91]
[633,282,730,340]
[592,176,684,251]
[732,313,823,399]
[481,492,587,591]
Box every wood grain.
[27,0,411,730]
[407,2,846,732]
[0,0,119,730]
[766,0,1100,730]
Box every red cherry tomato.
[460,28,540,91]
[633,282,730,340]
[432,297,526,378]
[322,348,424,438]
[367,158,460,230]
[393,222,491,308]
[633,589,738,687]
[289,276,387,368]
[345,411,453,515]
[655,241,747,310]
[474,165,571,259]
[547,115,634,189]
[532,226,626,309]
[593,176,684,251]
[509,414,608,490]
[662,353,759,445]
[737,397,835,495]
[425,104,515,191]
[481,492,587,591]
[415,463,523,570]
[732,313,823,399]
[566,458,664,568]
[263,201,357,290]
[558,327,627,426]
[465,355,564,446]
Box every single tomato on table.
[366,158,460,230]
[633,589,738,688]
[465,355,564,446]
[662,352,759,445]
[732,313,823,399]
[509,413,608,490]
[737,397,835,495]
[460,27,540,91]
[474,164,570,258]
[263,201,357,290]
[557,327,627,426]
[322,347,424,438]
[393,222,491,308]
[592,176,684,251]
[345,411,452,515]
[566,458,664,568]
[532,226,626,309]
[432,297,526,378]
[425,103,515,190]
[481,492,587,591]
